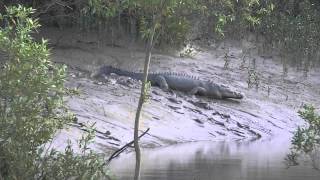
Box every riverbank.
[43,28,320,154]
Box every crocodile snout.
[234,92,244,99]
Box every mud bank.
[45,28,320,154]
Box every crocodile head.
[207,83,244,99]
[219,85,244,99]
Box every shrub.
[286,105,320,169]
[0,5,110,179]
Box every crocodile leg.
[154,75,169,91]
[189,87,207,95]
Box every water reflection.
[110,137,320,180]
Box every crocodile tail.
[94,65,147,80]
[91,65,113,78]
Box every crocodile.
[93,65,244,99]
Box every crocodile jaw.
[222,91,244,99]
[218,86,244,99]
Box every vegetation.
[2,1,319,74]
[255,0,320,76]
[286,105,320,170]
[0,5,110,179]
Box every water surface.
[110,137,320,180]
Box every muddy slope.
[45,28,320,153]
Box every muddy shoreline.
[45,29,320,154]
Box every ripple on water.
[109,138,320,180]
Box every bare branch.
[104,128,150,165]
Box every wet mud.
[43,28,320,154]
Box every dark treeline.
[1,0,319,73]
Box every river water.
[109,136,320,180]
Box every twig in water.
[104,128,150,165]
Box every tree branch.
[104,128,150,165]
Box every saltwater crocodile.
[93,66,244,99]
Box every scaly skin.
[93,66,244,100]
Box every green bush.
[293,105,320,153]
[286,105,320,169]
[0,5,110,179]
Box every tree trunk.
[133,22,156,180]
